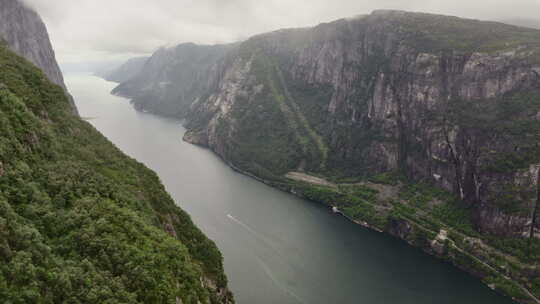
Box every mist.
[22,0,540,66]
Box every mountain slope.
[115,10,540,303]
[184,10,540,232]
[0,42,233,303]
[0,1,232,302]
[0,0,64,87]
[0,0,78,114]
[183,13,540,302]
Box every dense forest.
[0,44,232,303]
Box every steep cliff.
[0,1,232,302]
[112,43,234,117]
[184,11,540,236]
[117,10,540,303]
[0,0,78,114]
[98,56,149,83]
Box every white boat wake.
[257,257,307,304]
[226,214,261,237]
[226,213,307,304]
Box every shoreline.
[181,130,537,304]
[102,94,536,304]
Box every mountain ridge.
[112,10,540,303]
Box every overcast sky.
[21,0,540,65]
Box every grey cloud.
[21,0,540,64]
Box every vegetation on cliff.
[0,45,231,303]
[387,10,540,55]
[283,174,540,303]
[115,10,540,303]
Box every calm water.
[66,74,516,304]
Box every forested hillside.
[0,44,232,303]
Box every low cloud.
[21,0,540,64]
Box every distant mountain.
[97,56,149,83]
[115,10,540,303]
[111,43,236,117]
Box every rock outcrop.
[0,0,78,114]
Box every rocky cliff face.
[117,10,540,302]
[183,10,540,239]
[112,43,234,117]
[0,0,78,114]
[114,10,540,240]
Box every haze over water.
[67,74,516,304]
